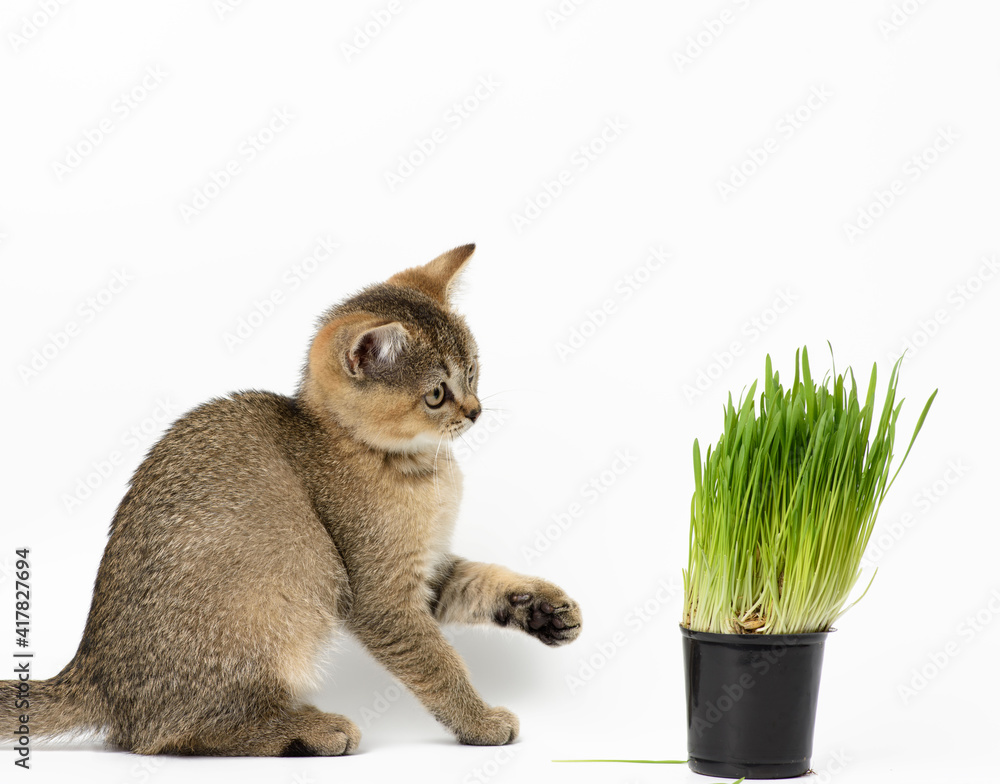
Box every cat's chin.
[375,432,450,456]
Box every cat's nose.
[466,407,481,423]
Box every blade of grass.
[551,759,686,763]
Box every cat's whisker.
[432,435,445,501]
[442,433,458,485]
[477,390,518,403]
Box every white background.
[2,1,998,783]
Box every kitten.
[2,244,581,756]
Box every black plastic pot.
[680,626,830,779]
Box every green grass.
[682,345,936,635]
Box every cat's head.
[301,244,482,453]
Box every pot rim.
[679,623,833,645]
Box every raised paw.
[456,706,519,746]
[500,583,582,646]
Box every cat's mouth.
[445,420,474,439]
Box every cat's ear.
[343,321,409,377]
[387,243,476,307]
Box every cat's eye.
[468,359,478,383]
[424,384,447,409]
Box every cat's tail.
[2,664,98,743]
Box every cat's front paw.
[456,706,519,746]
[501,583,582,646]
